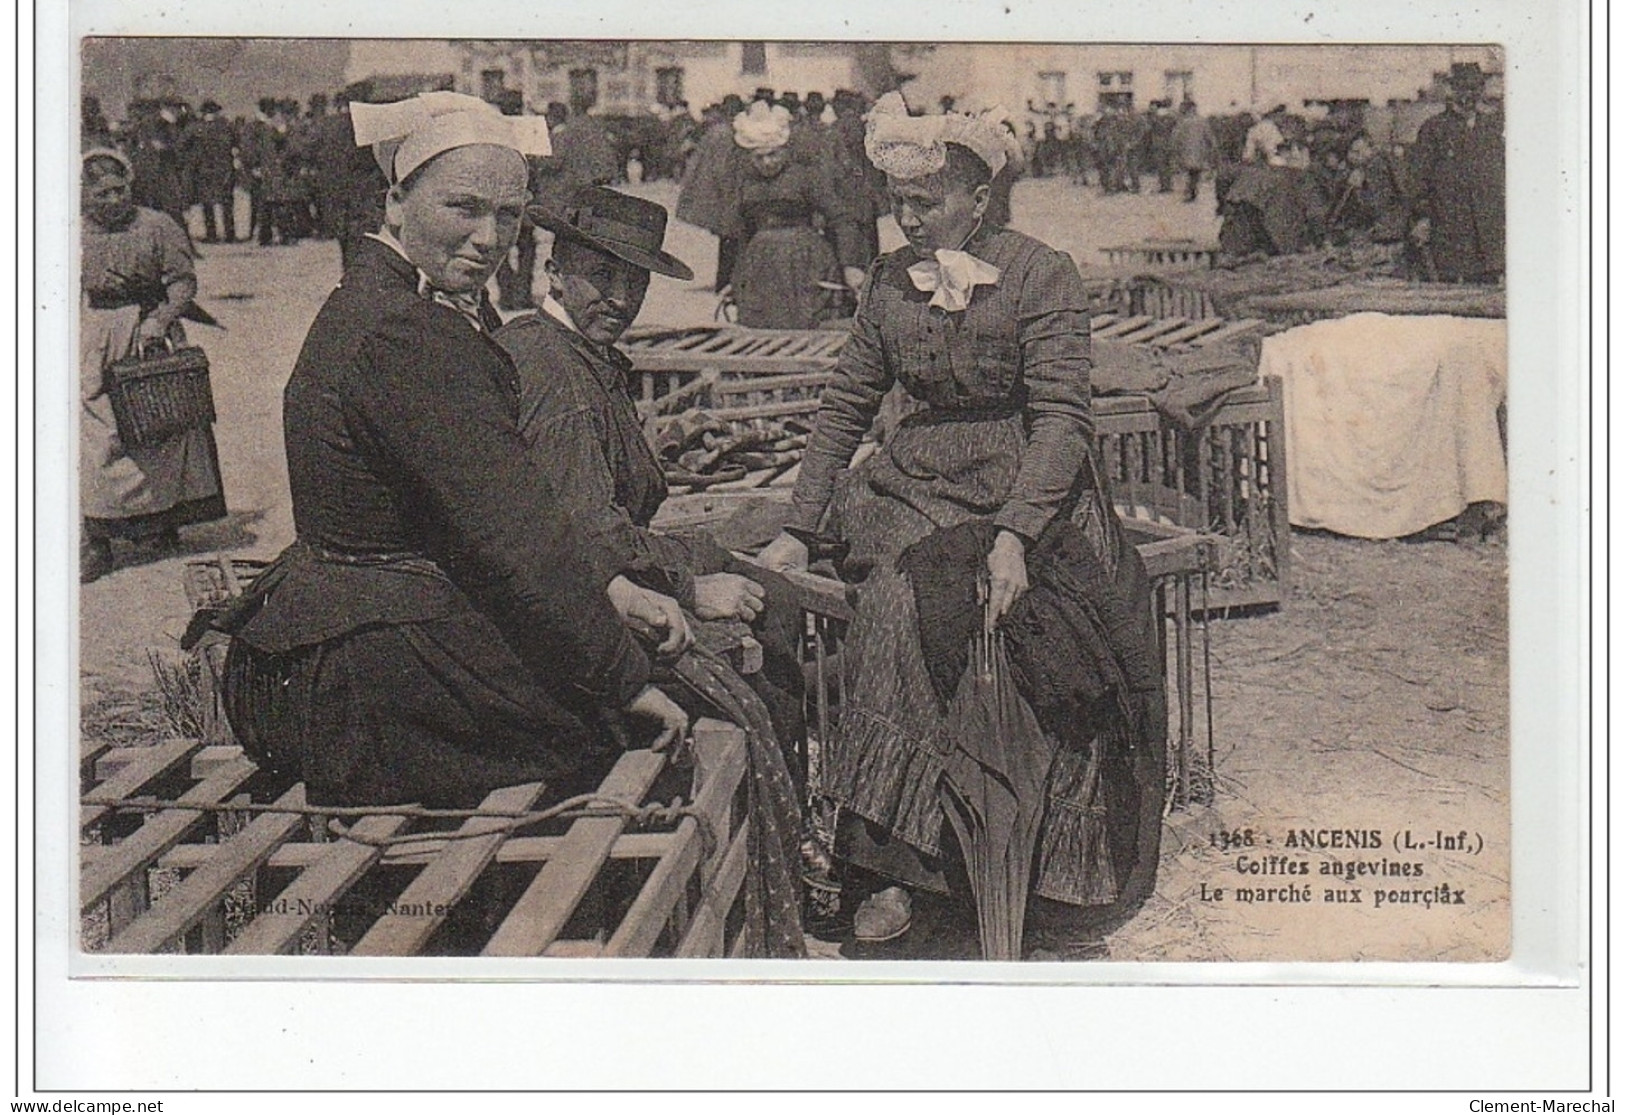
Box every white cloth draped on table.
[1261,312,1507,539]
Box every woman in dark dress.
[724,100,868,329]
[223,92,689,811]
[759,94,1165,954]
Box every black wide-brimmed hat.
[530,184,694,281]
[1447,61,1488,89]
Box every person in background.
[676,94,748,290]
[1145,100,1177,193]
[221,92,690,814]
[1407,61,1504,283]
[1172,98,1215,203]
[724,100,866,328]
[127,99,192,239]
[1242,104,1289,166]
[181,100,238,243]
[830,89,887,265]
[80,148,226,582]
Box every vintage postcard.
[31,0,1591,1092]
[69,35,1519,965]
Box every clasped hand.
[980,529,1030,632]
[693,572,765,622]
[607,575,691,656]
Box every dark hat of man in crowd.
[1447,61,1488,90]
[753,86,776,104]
[720,93,746,116]
[529,183,694,281]
[804,91,826,115]
[200,99,222,115]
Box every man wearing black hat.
[1407,61,1504,283]
[495,185,809,767]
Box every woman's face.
[888,173,989,259]
[749,146,791,178]
[82,168,134,228]
[385,144,529,294]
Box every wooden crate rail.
[81,719,754,958]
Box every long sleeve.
[992,248,1096,542]
[516,393,700,609]
[787,270,893,532]
[350,319,651,707]
[804,161,871,269]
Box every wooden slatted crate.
[80,721,753,957]
[626,319,1285,610]
[1099,240,1219,270]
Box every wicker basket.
[107,342,216,447]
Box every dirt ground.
[75,178,1508,963]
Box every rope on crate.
[78,790,718,859]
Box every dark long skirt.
[225,610,616,809]
[733,226,842,330]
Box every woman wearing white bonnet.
[221,91,692,828]
[721,98,869,328]
[760,92,1165,956]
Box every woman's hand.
[981,529,1030,632]
[756,531,810,573]
[135,315,170,346]
[693,572,765,622]
[607,575,692,656]
[622,684,689,754]
[843,266,868,293]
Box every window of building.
[1037,71,1067,108]
[656,66,685,108]
[480,69,508,103]
[740,42,767,75]
[1164,69,1194,103]
[569,68,599,113]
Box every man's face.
[551,239,651,345]
[386,144,529,294]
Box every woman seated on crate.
[720,100,870,330]
[218,93,695,815]
[758,93,1168,955]
[493,183,814,845]
[80,147,227,583]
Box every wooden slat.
[709,371,833,397]
[87,830,678,873]
[1192,319,1266,348]
[225,812,412,955]
[705,398,824,423]
[1094,315,1156,339]
[350,781,546,957]
[675,823,751,958]
[482,749,667,956]
[603,729,747,957]
[81,738,206,830]
[80,757,258,912]
[80,737,112,779]
[632,354,837,375]
[1151,319,1223,348]
[104,784,307,954]
[1116,317,1188,344]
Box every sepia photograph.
[66,35,1520,968]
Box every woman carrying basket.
[80,147,226,583]
[758,94,1166,957]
